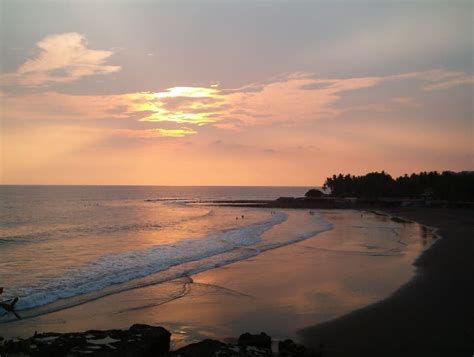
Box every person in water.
[0,287,21,320]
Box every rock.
[304,189,326,198]
[238,332,271,350]
[0,324,170,356]
[1,327,315,357]
[276,197,295,202]
[169,338,272,357]
[169,339,229,356]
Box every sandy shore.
[0,209,428,350]
[299,207,474,356]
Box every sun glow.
[154,86,220,98]
[124,86,227,127]
[152,128,198,137]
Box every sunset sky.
[0,0,472,185]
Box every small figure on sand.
[0,287,22,320]
[241,215,245,219]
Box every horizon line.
[0,184,320,188]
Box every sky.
[0,0,472,186]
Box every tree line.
[322,171,474,201]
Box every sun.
[123,86,227,126]
[153,86,220,99]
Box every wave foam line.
[10,212,288,313]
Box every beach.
[300,207,474,356]
[0,207,437,354]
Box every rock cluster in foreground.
[0,325,319,356]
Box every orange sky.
[1,2,472,185]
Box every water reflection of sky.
[0,210,436,346]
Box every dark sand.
[299,208,474,356]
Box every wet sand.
[299,208,474,356]
[0,210,432,350]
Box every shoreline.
[1,209,429,349]
[299,207,474,356]
[1,208,471,355]
[208,197,474,210]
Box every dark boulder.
[169,339,229,356]
[168,338,272,356]
[304,189,326,198]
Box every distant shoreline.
[207,197,474,210]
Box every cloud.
[215,69,472,127]
[0,91,132,121]
[221,74,383,126]
[153,128,197,137]
[422,75,474,91]
[1,68,472,140]
[2,33,121,87]
[137,87,228,125]
[114,127,197,138]
[386,69,474,92]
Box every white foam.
[14,211,289,311]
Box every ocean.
[1,185,436,342]
[0,185,318,318]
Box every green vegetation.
[321,171,474,201]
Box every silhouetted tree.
[322,171,474,201]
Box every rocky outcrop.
[1,326,317,356]
[168,333,316,357]
[0,324,170,356]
